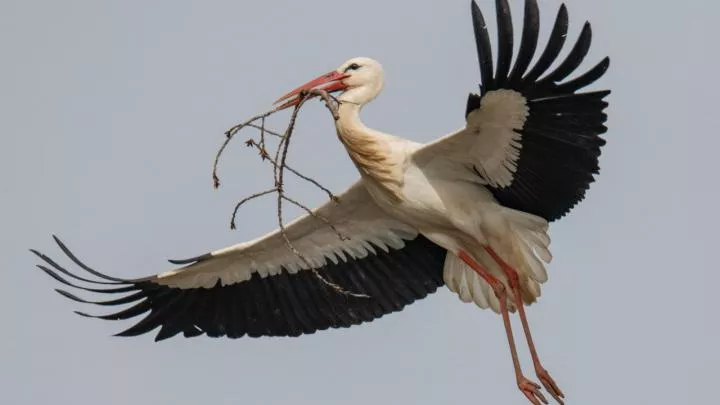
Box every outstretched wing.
[32,182,447,341]
[416,0,610,222]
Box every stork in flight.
[32,1,609,404]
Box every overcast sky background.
[2,0,718,404]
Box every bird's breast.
[336,125,405,202]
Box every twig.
[246,122,283,138]
[213,109,278,188]
[230,188,277,230]
[282,195,348,240]
[245,139,338,202]
[217,89,367,298]
[258,117,267,160]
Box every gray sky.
[2,0,718,404]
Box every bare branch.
[282,195,348,241]
[315,91,341,120]
[215,89,367,298]
[213,108,278,189]
[283,164,338,202]
[245,139,338,202]
[311,268,370,298]
[230,188,277,230]
[246,122,283,138]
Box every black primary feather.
[467,0,610,222]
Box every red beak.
[274,70,349,110]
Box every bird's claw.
[536,367,565,405]
[518,377,548,405]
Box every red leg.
[458,251,547,405]
[484,246,565,405]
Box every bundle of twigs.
[212,89,367,298]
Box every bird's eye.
[344,63,361,72]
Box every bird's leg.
[457,251,547,405]
[483,246,565,405]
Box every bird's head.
[274,57,384,110]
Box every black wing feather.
[508,0,539,85]
[494,0,514,87]
[467,0,610,221]
[521,4,568,84]
[37,265,136,294]
[471,1,494,93]
[537,21,593,87]
[33,235,446,341]
[555,57,610,94]
[154,290,199,341]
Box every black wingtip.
[29,249,46,260]
[39,264,137,294]
[580,21,593,45]
[167,252,212,265]
[555,56,611,94]
[508,0,540,85]
[494,0,514,86]
[51,235,68,252]
[470,0,494,92]
[470,0,481,25]
[521,3,569,85]
[540,20,592,85]
[51,235,129,283]
[74,311,94,318]
[55,288,84,303]
[601,56,611,69]
[32,246,121,286]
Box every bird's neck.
[336,102,404,201]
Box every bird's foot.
[535,367,565,405]
[518,376,548,405]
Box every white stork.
[32,1,609,404]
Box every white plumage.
[33,1,610,404]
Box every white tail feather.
[443,208,552,313]
[443,252,508,313]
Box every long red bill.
[274,70,349,110]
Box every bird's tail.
[443,208,551,313]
